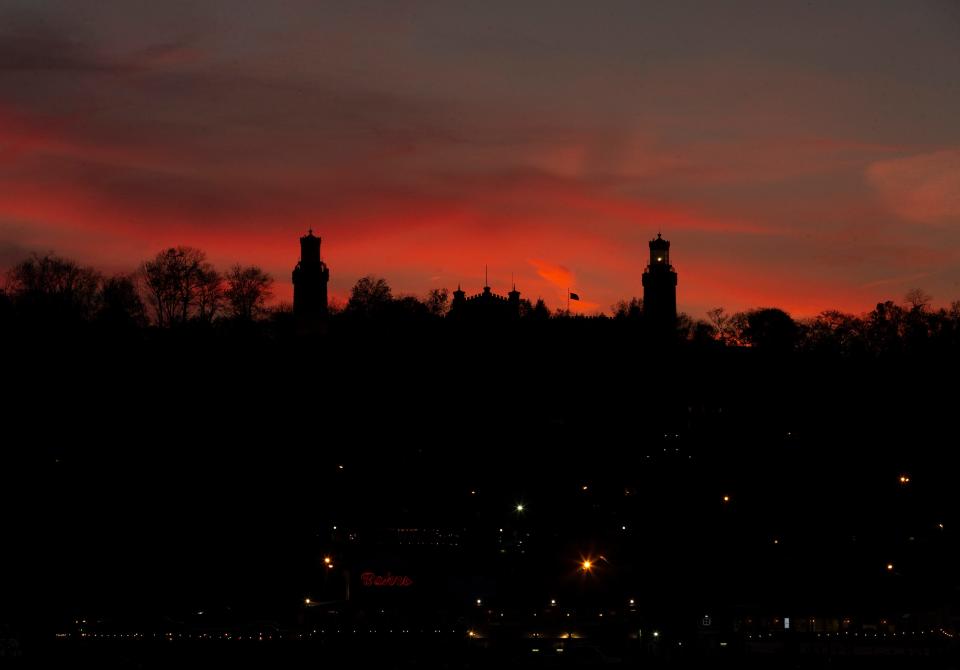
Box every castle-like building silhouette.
[290,230,678,328]
[448,273,522,321]
[292,229,329,327]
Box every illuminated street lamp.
[516,503,525,513]
[581,559,594,572]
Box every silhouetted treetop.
[345,275,393,318]
[905,288,932,312]
[225,264,273,321]
[5,252,101,323]
[141,247,221,328]
[612,297,643,321]
[424,288,449,317]
[97,274,148,330]
[736,307,799,351]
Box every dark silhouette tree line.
[1,249,273,334]
[3,247,960,356]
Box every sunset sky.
[1,0,959,316]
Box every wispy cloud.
[528,258,575,290]
[867,149,960,224]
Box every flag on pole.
[569,292,580,301]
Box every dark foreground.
[5,331,960,668]
[6,633,960,669]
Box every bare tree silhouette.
[424,288,449,317]
[226,264,274,321]
[904,288,932,312]
[141,247,220,327]
[5,252,101,323]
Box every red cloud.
[867,149,960,224]
[528,258,575,290]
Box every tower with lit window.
[292,229,329,326]
[642,233,677,331]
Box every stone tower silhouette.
[292,229,329,326]
[642,233,677,331]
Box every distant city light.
[629,599,635,605]
[323,556,332,564]
[304,598,311,605]
[550,599,557,606]
[887,563,895,571]
[723,495,731,503]
[581,559,593,572]
[516,504,524,512]
[899,475,910,484]
[653,631,660,638]
[476,599,482,606]
[582,485,589,491]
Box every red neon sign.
[360,572,414,587]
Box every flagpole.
[567,288,570,315]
